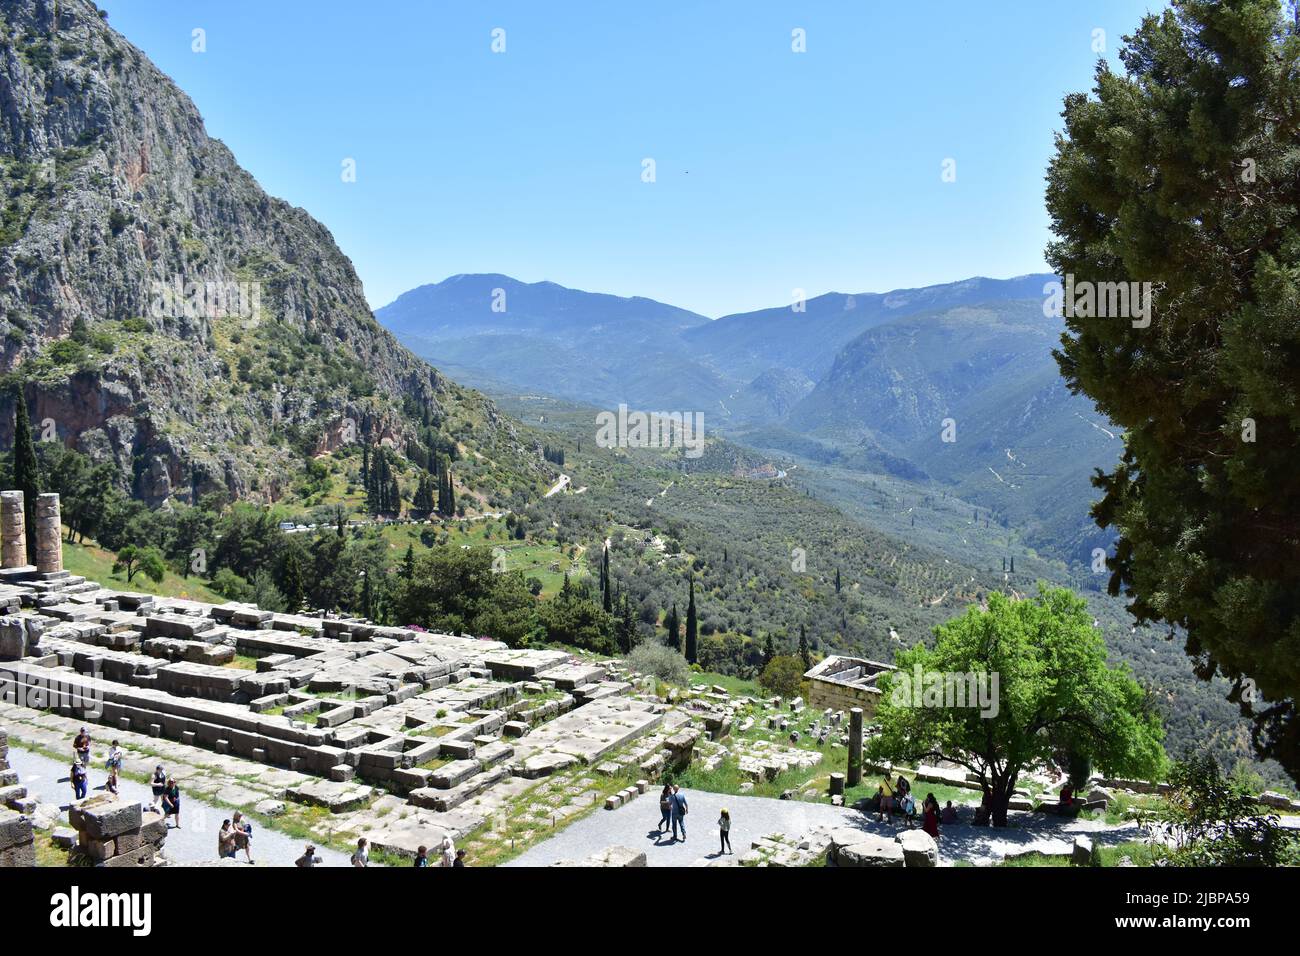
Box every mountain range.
[378,273,1120,564]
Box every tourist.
[900,791,917,828]
[73,726,91,767]
[657,783,673,833]
[296,844,322,867]
[161,777,181,829]
[414,845,430,867]
[877,774,895,823]
[922,793,940,839]
[896,773,911,803]
[104,740,123,795]
[351,837,369,868]
[218,820,238,859]
[718,807,732,855]
[1059,782,1074,806]
[670,784,688,842]
[70,760,88,801]
[941,800,958,826]
[439,835,455,867]
[231,811,254,863]
[454,849,466,867]
[150,764,167,810]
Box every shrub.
[627,643,690,686]
[759,655,806,700]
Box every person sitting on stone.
[941,800,959,825]
[218,820,238,859]
[1059,782,1075,805]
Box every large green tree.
[867,587,1166,827]
[1046,0,1300,780]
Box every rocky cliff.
[0,0,538,503]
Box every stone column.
[0,491,26,569]
[33,493,62,574]
[847,707,864,787]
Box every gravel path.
[505,787,1146,867]
[9,746,352,867]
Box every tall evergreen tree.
[1046,0,1300,778]
[799,624,811,670]
[665,603,680,652]
[281,550,305,613]
[834,568,841,594]
[601,545,612,613]
[685,575,698,664]
[401,543,416,581]
[10,388,39,560]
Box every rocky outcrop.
[0,0,538,504]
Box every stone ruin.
[0,490,706,861]
[66,792,168,868]
[0,726,35,867]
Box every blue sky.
[100,1,1160,318]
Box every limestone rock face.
[0,0,539,506]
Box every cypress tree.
[401,543,415,581]
[665,603,679,652]
[685,575,698,664]
[601,545,612,613]
[11,388,39,560]
[281,550,305,613]
[799,624,811,670]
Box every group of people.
[868,773,960,840]
[655,784,734,855]
[218,812,255,863]
[291,835,465,867]
[66,728,131,806]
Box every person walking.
[73,727,91,767]
[104,741,123,795]
[670,784,688,842]
[351,837,369,868]
[439,835,455,867]
[69,760,88,801]
[161,777,181,829]
[922,792,940,840]
[657,783,673,834]
[718,807,733,855]
[296,844,322,867]
[231,811,254,863]
[877,774,895,824]
[150,764,167,810]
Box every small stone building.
[803,655,896,717]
